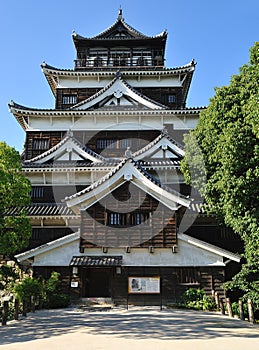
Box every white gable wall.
[31,238,226,267]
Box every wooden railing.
[74,57,165,69]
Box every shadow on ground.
[0,307,258,345]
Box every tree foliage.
[181,43,259,308]
[0,142,31,255]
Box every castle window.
[32,138,49,150]
[109,213,121,225]
[31,186,44,198]
[96,138,117,149]
[119,138,132,148]
[108,212,150,226]
[168,95,176,103]
[62,95,77,105]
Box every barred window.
[119,138,132,148]
[62,95,77,104]
[31,186,44,198]
[32,138,49,150]
[109,213,121,225]
[108,212,150,226]
[96,139,117,149]
[168,94,176,103]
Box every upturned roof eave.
[41,61,195,77]
[9,100,205,115]
[65,158,191,212]
[72,10,167,42]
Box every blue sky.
[0,0,258,151]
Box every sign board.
[128,277,160,294]
[70,281,79,288]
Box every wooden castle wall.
[80,183,177,248]
[55,86,184,109]
[24,130,160,160]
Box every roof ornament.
[67,129,74,137]
[162,126,169,135]
[125,147,132,159]
[118,6,123,20]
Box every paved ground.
[0,307,258,350]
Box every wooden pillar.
[31,296,35,313]
[1,300,9,326]
[226,297,233,317]
[248,299,255,324]
[22,298,28,317]
[14,299,19,320]
[214,291,220,309]
[238,299,245,320]
[219,298,225,315]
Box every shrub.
[182,288,217,311]
[14,277,43,302]
[43,272,70,309]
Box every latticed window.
[119,138,132,148]
[96,139,117,149]
[109,213,121,225]
[31,186,44,198]
[108,212,150,226]
[62,95,77,104]
[168,94,176,103]
[32,138,49,150]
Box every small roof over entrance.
[70,255,122,266]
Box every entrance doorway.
[83,268,111,297]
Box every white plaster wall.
[27,115,198,132]
[57,75,181,89]
[32,238,225,267]
[33,239,82,266]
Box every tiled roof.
[41,61,196,75]
[5,204,76,217]
[72,10,166,41]
[70,73,168,110]
[9,99,204,115]
[70,255,122,266]
[65,158,189,203]
[22,160,119,169]
[138,160,181,167]
[65,158,128,200]
[24,133,105,164]
[132,129,184,158]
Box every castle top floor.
[72,9,167,70]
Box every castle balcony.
[74,56,165,70]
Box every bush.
[43,272,70,309]
[182,288,217,311]
[14,277,43,302]
[45,293,70,309]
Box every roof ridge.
[65,157,189,203]
[72,10,166,41]
[65,158,128,201]
[70,75,118,109]
[131,160,189,200]
[70,74,168,111]
[132,129,184,158]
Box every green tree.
[181,42,259,309]
[0,142,31,255]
